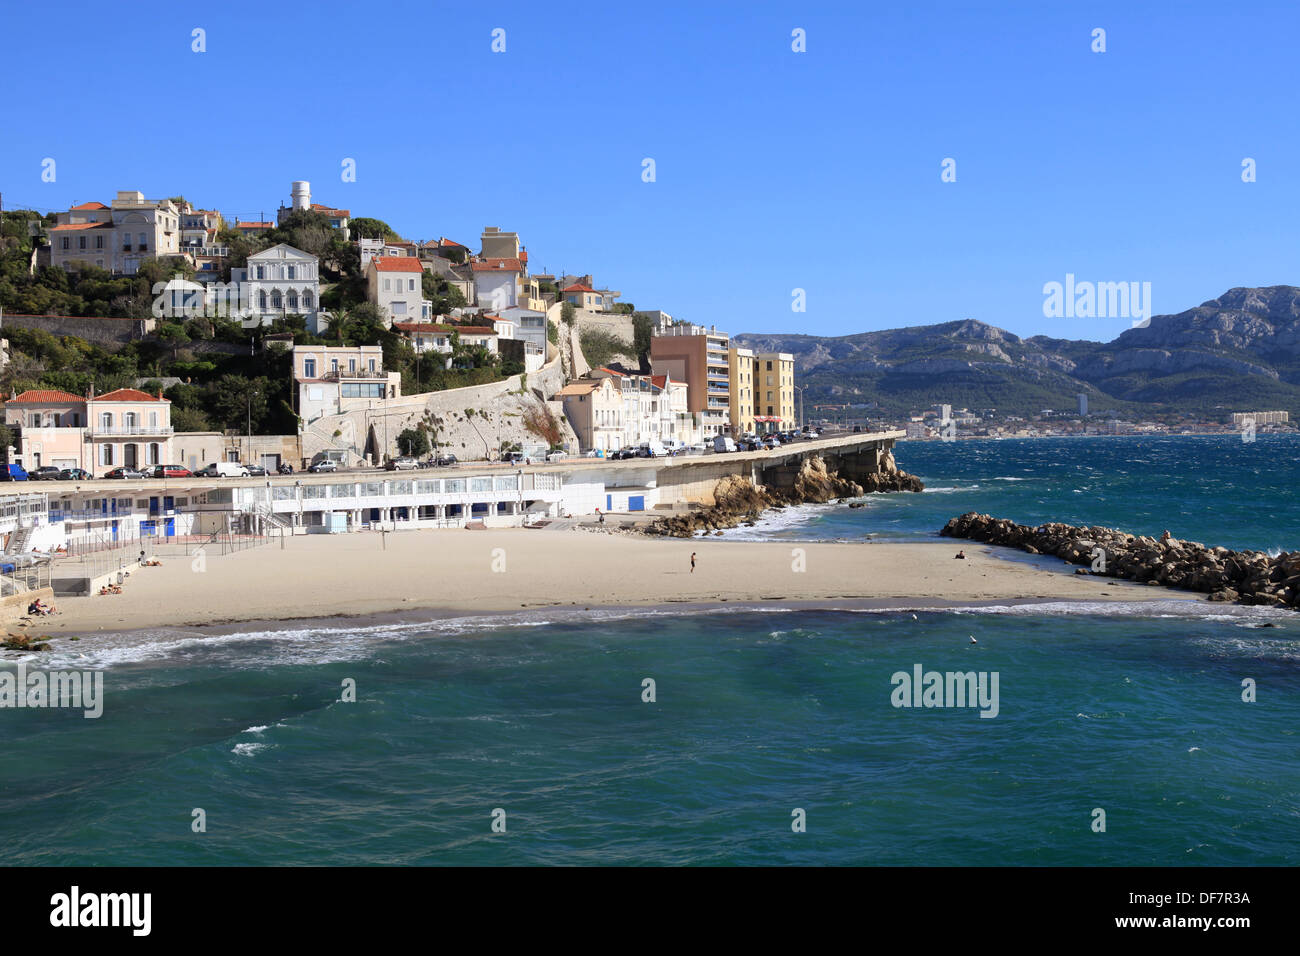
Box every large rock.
[940,511,1299,611]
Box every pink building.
[5,388,173,472]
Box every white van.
[640,440,668,458]
[712,435,737,454]
[199,462,251,478]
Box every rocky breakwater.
[941,512,1300,608]
[646,455,923,538]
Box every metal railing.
[88,425,173,436]
[1,564,50,596]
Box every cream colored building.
[292,344,401,423]
[728,346,756,435]
[754,351,796,431]
[5,387,173,472]
[557,378,624,453]
[48,191,184,274]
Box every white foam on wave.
[244,725,268,734]
[37,603,803,672]
[845,598,1297,625]
[922,485,981,494]
[231,742,268,757]
[704,502,834,541]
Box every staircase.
[4,525,34,555]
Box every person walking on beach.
[690,552,696,573]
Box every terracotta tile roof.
[50,221,113,231]
[563,283,594,293]
[556,381,601,396]
[7,389,85,404]
[438,237,465,248]
[237,221,274,229]
[70,202,109,211]
[91,388,167,403]
[372,256,424,273]
[596,367,625,377]
[471,258,523,272]
[310,203,350,218]
[651,374,668,388]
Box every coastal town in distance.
[0,0,1292,933]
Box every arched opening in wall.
[364,424,381,465]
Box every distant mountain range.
[732,286,1300,419]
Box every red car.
[150,464,193,478]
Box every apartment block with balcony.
[4,387,173,472]
[48,191,184,275]
[292,345,401,423]
[728,346,756,436]
[649,325,731,437]
[753,351,796,432]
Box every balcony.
[319,369,388,381]
[89,425,174,437]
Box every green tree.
[560,301,575,325]
[171,406,212,432]
[208,374,269,432]
[349,217,399,241]
[396,427,430,457]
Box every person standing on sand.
[690,552,696,573]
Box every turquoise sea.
[2,435,1298,865]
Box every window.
[303,358,316,378]
[288,291,298,310]
[61,237,69,250]
[258,291,268,309]
[124,412,137,430]
[149,443,160,465]
[79,236,87,249]
[100,412,113,430]
[271,290,282,309]
[383,279,391,292]
[256,266,265,280]
[287,265,296,279]
[303,290,313,308]
[349,359,356,372]
[368,359,376,372]
[408,278,416,291]
[149,412,158,427]
[766,361,773,371]
[100,445,113,466]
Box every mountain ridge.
[732,285,1300,417]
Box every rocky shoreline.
[941,512,1300,609]
[645,456,924,538]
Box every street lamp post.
[247,389,257,464]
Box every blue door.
[606,494,612,511]
[149,496,159,515]
[165,518,175,537]
[164,496,174,511]
[629,495,645,511]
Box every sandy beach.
[22,528,1195,635]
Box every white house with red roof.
[366,256,433,326]
[471,257,523,311]
[3,387,172,472]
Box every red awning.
[753,416,782,422]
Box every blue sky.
[3,0,1298,341]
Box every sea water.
[1,435,1296,865]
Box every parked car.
[0,463,29,481]
[584,449,605,458]
[197,462,251,477]
[308,459,339,473]
[610,448,635,460]
[501,451,526,464]
[103,467,145,479]
[435,454,458,467]
[56,468,92,481]
[27,466,62,481]
[712,436,737,454]
[149,464,193,479]
[802,428,820,440]
[246,464,268,477]
[386,456,419,471]
[545,451,568,462]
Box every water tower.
[291,181,311,212]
